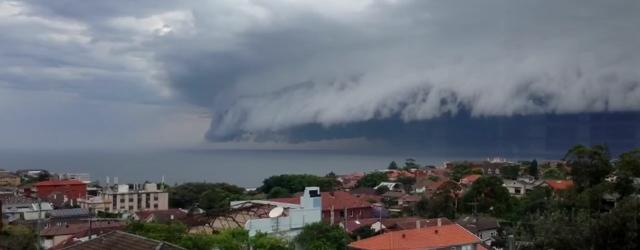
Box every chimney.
[437,218,442,227]
[416,220,421,229]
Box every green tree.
[259,174,337,194]
[250,232,292,250]
[294,223,350,250]
[396,176,416,193]
[169,182,245,209]
[375,185,390,195]
[356,172,388,188]
[126,221,187,244]
[388,161,399,170]
[267,186,291,199]
[0,225,39,250]
[199,187,245,217]
[501,165,520,180]
[529,159,539,178]
[462,176,513,216]
[564,144,613,191]
[542,167,565,180]
[450,164,472,182]
[616,148,640,177]
[404,158,419,170]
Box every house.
[48,208,91,224]
[543,180,574,192]
[456,216,500,246]
[134,209,188,223]
[350,187,382,204]
[338,172,365,190]
[502,178,544,197]
[343,217,453,234]
[374,182,404,192]
[348,223,484,250]
[61,230,184,250]
[460,175,482,187]
[1,195,53,222]
[233,187,323,238]
[0,172,21,187]
[271,190,373,224]
[79,183,168,214]
[35,180,87,207]
[40,220,124,249]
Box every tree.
[267,186,291,199]
[415,181,460,219]
[462,176,513,216]
[169,182,245,209]
[450,164,472,182]
[199,188,244,217]
[529,159,539,178]
[0,225,39,250]
[375,185,390,195]
[388,161,399,170]
[356,172,388,188]
[564,144,613,191]
[396,176,416,193]
[126,221,187,244]
[542,167,565,180]
[616,148,640,177]
[251,232,292,250]
[294,223,350,250]
[404,158,419,170]
[259,175,337,194]
[501,165,520,180]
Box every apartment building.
[79,182,168,214]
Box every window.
[153,194,158,201]
[153,204,158,209]
[129,205,134,210]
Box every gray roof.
[63,231,185,250]
[49,208,91,218]
[456,216,500,233]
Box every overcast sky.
[1,0,639,151]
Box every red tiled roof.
[544,180,574,190]
[460,175,481,184]
[270,191,371,211]
[349,224,481,250]
[344,217,453,233]
[35,180,86,186]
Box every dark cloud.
[2,0,640,150]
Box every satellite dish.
[269,206,284,218]
[355,220,361,225]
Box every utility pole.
[36,197,42,250]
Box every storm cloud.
[2,0,640,148]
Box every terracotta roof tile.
[270,191,371,211]
[349,224,481,250]
[544,180,574,190]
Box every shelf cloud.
[2,0,640,147]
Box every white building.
[231,187,322,238]
[502,177,544,197]
[79,182,168,214]
[1,196,53,222]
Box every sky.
[1,0,640,152]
